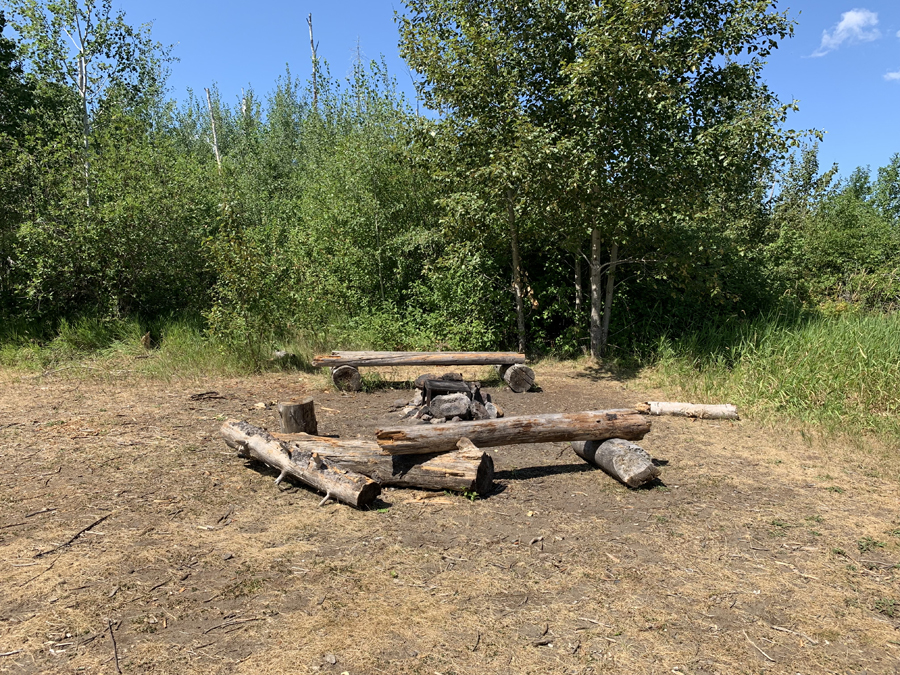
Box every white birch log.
[636,402,739,420]
[570,439,660,488]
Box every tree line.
[1,0,898,364]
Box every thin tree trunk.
[574,248,582,313]
[307,14,318,110]
[204,88,222,176]
[506,189,526,353]
[589,227,602,359]
[599,241,618,358]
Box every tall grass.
[650,309,900,439]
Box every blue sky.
[12,1,900,177]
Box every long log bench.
[310,351,533,392]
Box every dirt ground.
[0,362,898,675]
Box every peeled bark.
[220,420,380,508]
[570,439,660,488]
[277,397,318,434]
[636,402,739,420]
[377,409,650,455]
[273,432,495,495]
[313,352,525,368]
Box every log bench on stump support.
[311,351,534,393]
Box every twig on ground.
[0,651,22,657]
[34,512,112,558]
[743,630,775,662]
[19,556,59,586]
[203,617,264,635]
[25,507,57,517]
[0,522,26,530]
[770,625,818,645]
[107,618,121,674]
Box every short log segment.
[220,420,380,508]
[377,409,650,455]
[273,432,495,495]
[502,363,535,393]
[636,402,739,420]
[277,397,318,434]
[312,351,526,368]
[570,439,660,488]
[331,365,362,392]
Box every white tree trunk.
[506,189,527,353]
[589,227,602,359]
[600,241,618,357]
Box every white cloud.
[812,8,881,57]
[886,70,900,81]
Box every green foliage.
[650,309,900,440]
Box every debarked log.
[636,401,739,420]
[312,351,526,368]
[502,363,535,393]
[273,432,495,495]
[376,409,650,455]
[570,439,660,488]
[331,365,362,392]
[220,420,380,508]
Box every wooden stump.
[502,364,535,393]
[277,397,318,434]
[220,420,380,508]
[377,409,651,455]
[271,432,495,495]
[570,439,660,488]
[331,365,362,392]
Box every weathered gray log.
[220,420,380,508]
[277,397,318,434]
[312,351,526,368]
[502,363,535,393]
[331,365,362,392]
[377,409,650,455]
[268,432,494,495]
[636,401,739,420]
[570,439,660,488]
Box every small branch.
[34,513,112,558]
[202,617,263,635]
[0,651,22,657]
[743,630,775,662]
[770,625,818,645]
[107,618,121,674]
[318,491,333,507]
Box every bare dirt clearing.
[0,364,898,674]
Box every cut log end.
[503,364,535,393]
[331,365,362,392]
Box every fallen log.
[220,420,380,508]
[636,402,739,420]
[312,351,526,368]
[570,439,660,488]
[377,409,650,455]
[272,432,495,495]
[277,397,318,434]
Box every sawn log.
[272,432,494,496]
[312,351,526,368]
[220,420,380,508]
[570,439,660,488]
[376,409,650,455]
